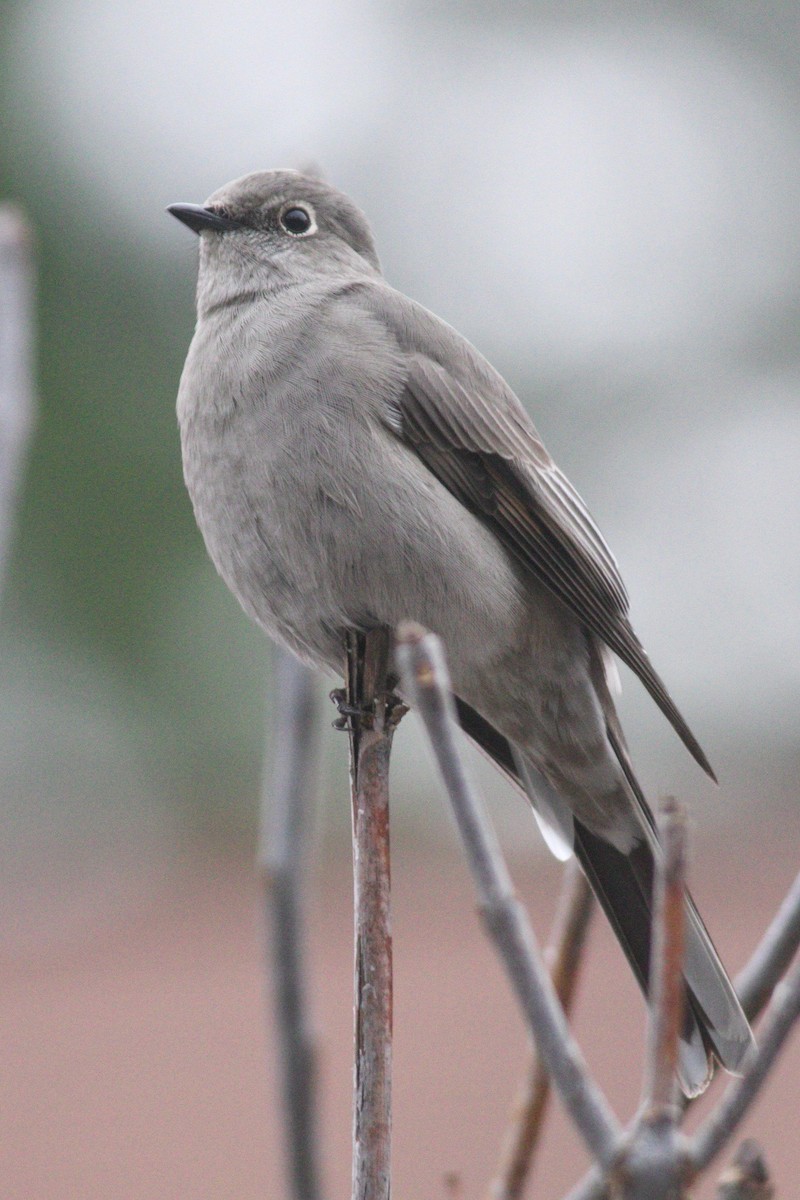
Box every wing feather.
[398,354,715,780]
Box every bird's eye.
[280,205,314,236]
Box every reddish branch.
[346,628,403,1200]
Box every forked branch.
[259,617,799,1200]
[396,621,800,1200]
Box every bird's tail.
[452,696,756,1097]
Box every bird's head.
[168,169,381,313]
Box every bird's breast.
[175,297,543,680]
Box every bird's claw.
[329,688,408,731]
[329,688,375,731]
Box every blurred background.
[2,2,799,1197]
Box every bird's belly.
[182,402,533,670]
[179,396,607,804]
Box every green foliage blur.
[0,30,272,839]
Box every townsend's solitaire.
[168,170,754,1095]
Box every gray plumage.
[169,169,754,1095]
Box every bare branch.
[487,860,594,1200]
[690,960,800,1174]
[564,844,800,1200]
[716,1140,773,1200]
[0,204,35,587]
[346,627,400,1200]
[736,867,800,1022]
[642,798,687,1116]
[259,649,322,1200]
[396,622,621,1170]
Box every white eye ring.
[279,202,317,237]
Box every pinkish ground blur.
[5,826,798,1199]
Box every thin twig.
[396,622,621,1170]
[259,649,322,1200]
[715,1140,773,1200]
[689,959,800,1174]
[346,627,400,1200]
[487,860,594,1200]
[0,204,35,588]
[642,798,687,1116]
[736,867,800,1022]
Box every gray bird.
[168,169,754,1095]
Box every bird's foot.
[329,688,408,731]
[329,688,373,731]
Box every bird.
[168,169,754,1095]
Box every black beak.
[167,204,241,234]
